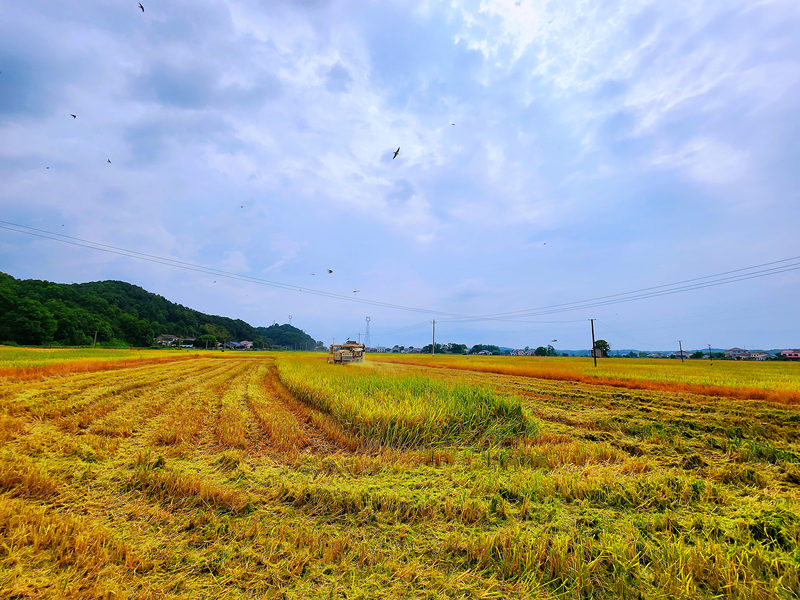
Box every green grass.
[277,355,534,448]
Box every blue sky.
[1,0,799,350]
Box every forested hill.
[0,272,318,349]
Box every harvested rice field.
[1,348,799,599]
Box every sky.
[1,0,799,351]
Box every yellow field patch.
[0,351,798,598]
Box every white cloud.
[650,137,749,186]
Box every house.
[647,353,663,358]
[155,334,179,346]
[476,350,492,355]
[749,351,771,361]
[225,341,242,349]
[179,338,195,349]
[780,349,800,360]
[672,351,691,359]
[725,347,750,360]
[591,347,605,358]
[240,341,253,350]
[510,349,525,356]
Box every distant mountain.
[0,272,317,348]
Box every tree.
[594,339,610,357]
[470,344,501,355]
[534,346,547,356]
[2,299,57,345]
[690,351,704,359]
[194,334,217,348]
[203,323,231,342]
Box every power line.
[459,255,800,321]
[0,220,469,318]
[2,219,798,321]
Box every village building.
[725,347,750,360]
[154,334,179,346]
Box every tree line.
[0,272,316,349]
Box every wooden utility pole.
[678,340,684,363]
[709,344,713,366]
[590,319,597,367]
[431,320,436,356]
[93,330,98,348]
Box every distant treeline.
[0,272,317,349]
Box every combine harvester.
[327,340,365,364]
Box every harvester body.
[327,340,365,364]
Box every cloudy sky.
[1,0,799,350]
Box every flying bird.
[138,2,144,12]
[45,166,50,170]
[327,269,333,274]
[70,114,77,119]
[353,290,360,294]
[451,123,455,126]
[392,147,400,159]
[551,339,558,343]
[107,158,112,164]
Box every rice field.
[1,348,799,599]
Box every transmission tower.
[365,316,371,349]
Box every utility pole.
[358,333,361,344]
[678,340,684,363]
[589,319,597,367]
[93,330,98,348]
[708,344,713,366]
[288,315,292,325]
[431,320,436,356]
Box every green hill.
[0,272,317,349]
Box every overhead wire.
[0,220,469,318]
[2,219,798,323]
[456,255,800,320]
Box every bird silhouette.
[70,114,77,119]
[353,290,360,294]
[45,166,50,170]
[327,269,333,274]
[551,339,558,342]
[451,123,455,126]
[138,2,144,12]
[107,159,112,164]
[392,147,400,159]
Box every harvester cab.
[327,340,365,364]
